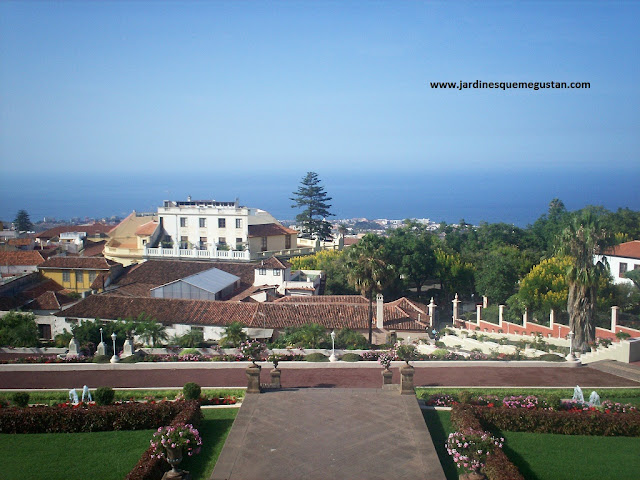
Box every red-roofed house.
[103,212,160,266]
[600,240,640,285]
[36,223,112,244]
[0,251,46,276]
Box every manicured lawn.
[499,430,640,480]
[0,407,238,480]
[422,409,640,480]
[175,407,238,480]
[0,428,155,480]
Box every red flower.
[487,403,494,408]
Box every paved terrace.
[0,361,638,389]
[211,388,446,480]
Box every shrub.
[120,354,139,364]
[394,343,417,363]
[446,428,504,475]
[179,348,200,356]
[340,353,361,362]
[458,390,473,404]
[538,353,565,362]
[435,341,446,348]
[92,354,110,363]
[305,353,329,362]
[12,392,30,408]
[183,382,201,400]
[95,387,115,406]
[432,348,450,359]
[615,331,631,340]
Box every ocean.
[1,168,638,227]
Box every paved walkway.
[211,388,445,480]
[588,360,640,383]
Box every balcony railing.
[145,246,251,261]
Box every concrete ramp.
[211,388,446,480]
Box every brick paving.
[210,388,446,480]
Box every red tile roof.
[248,223,297,238]
[57,295,429,331]
[36,223,112,240]
[258,256,291,270]
[27,291,75,311]
[7,238,34,246]
[81,240,106,257]
[0,251,45,266]
[39,257,120,270]
[604,240,640,260]
[23,279,64,299]
[274,295,369,304]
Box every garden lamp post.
[99,328,103,344]
[566,331,575,361]
[110,332,119,363]
[329,330,336,362]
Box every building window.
[261,236,268,252]
[218,237,226,245]
[180,217,187,227]
[76,271,83,283]
[63,271,70,282]
[259,268,266,275]
[235,218,242,228]
[218,218,226,228]
[619,262,628,277]
[199,218,206,228]
[274,269,281,276]
[200,237,207,249]
[635,264,640,270]
[38,324,52,340]
[180,236,188,249]
[285,234,291,249]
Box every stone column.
[452,294,460,325]
[122,338,135,358]
[68,337,80,356]
[376,294,384,329]
[400,365,415,395]
[428,298,436,328]
[523,309,528,329]
[96,341,107,356]
[246,365,261,394]
[482,296,488,308]
[270,367,281,388]
[476,304,482,324]
[498,305,505,328]
[549,309,555,332]
[611,306,619,332]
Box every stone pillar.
[96,341,107,356]
[382,369,393,385]
[498,305,505,328]
[428,298,436,328]
[549,309,555,332]
[270,368,281,388]
[482,296,488,308]
[376,294,384,329]
[523,309,528,329]
[122,338,135,358]
[476,304,482,324]
[452,294,460,324]
[68,337,80,356]
[611,306,619,332]
[400,365,415,395]
[246,365,261,394]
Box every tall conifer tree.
[290,172,333,240]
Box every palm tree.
[220,322,248,347]
[345,234,395,343]
[136,319,168,347]
[557,212,614,353]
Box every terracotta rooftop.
[135,221,159,236]
[604,240,640,260]
[36,223,112,240]
[81,240,106,257]
[7,238,35,247]
[0,251,46,266]
[274,295,369,304]
[57,294,429,331]
[259,256,291,270]
[27,291,76,311]
[248,223,297,238]
[38,257,120,270]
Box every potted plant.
[446,428,504,480]
[240,339,267,365]
[150,423,202,476]
[395,343,417,365]
[378,352,393,385]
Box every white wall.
[599,255,640,285]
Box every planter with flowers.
[395,343,417,395]
[378,352,393,385]
[240,340,266,394]
[446,428,504,480]
[150,423,202,479]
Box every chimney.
[376,294,384,329]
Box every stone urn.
[161,446,191,479]
[382,368,393,385]
[246,364,262,394]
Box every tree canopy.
[291,172,333,240]
[0,311,39,347]
[13,209,33,232]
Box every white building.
[599,240,640,285]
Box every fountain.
[588,391,601,406]
[82,385,92,402]
[69,388,79,404]
[572,385,584,403]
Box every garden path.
[210,387,446,480]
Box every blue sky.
[1,1,638,177]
